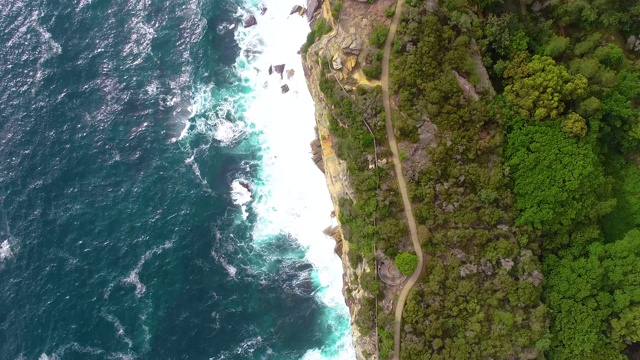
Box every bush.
[395,252,418,275]
[331,1,342,20]
[369,25,389,48]
[384,7,395,18]
[363,64,382,79]
[542,35,570,58]
[301,18,333,53]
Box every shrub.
[331,1,342,20]
[384,7,395,18]
[369,25,389,48]
[395,252,418,275]
[363,64,382,79]
[301,18,333,53]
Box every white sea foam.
[0,240,12,261]
[211,250,238,278]
[232,1,355,358]
[230,178,252,219]
[187,87,248,146]
[103,313,134,348]
[123,241,173,296]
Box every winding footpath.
[379,1,425,359]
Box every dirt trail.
[379,1,425,359]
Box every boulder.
[332,54,343,70]
[243,14,257,28]
[286,69,295,80]
[306,0,321,21]
[345,55,357,72]
[341,34,363,55]
[268,65,273,75]
[290,5,306,16]
[274,64,285,79]
[500,258,515,271]
[460,264,478,278]
[260,5,267,15]
[627,35,640,52]
[281,84,290,94]
[479,259,493,275]
[310,138,325,173]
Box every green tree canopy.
[505,122,613,239]
[395,251,418,276]
[545,229,640,359]
[504,54,588,120]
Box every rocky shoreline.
[300,0,385,358]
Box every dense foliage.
[390,5,546,359]
[545,229,640,359]
[394,251,417,275]
[306,0,640,357]
[386,0,640,358]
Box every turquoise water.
[0,0,353,358]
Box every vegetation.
[384,7,395,18]
[317,57,409,332]
[394,251,417,275]
[301,18,332,53]
[331,1,342,21]
[369,25,389,48]
[386,0,640,358]
[304,0,640,358]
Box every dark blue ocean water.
[0,0,351,358]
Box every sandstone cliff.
[301,0,392,358]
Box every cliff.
[302,0,390,358]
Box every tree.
[546,229,640,359]
[562,112,588,137]
[484,14,528,57]
[395,252,418,275]
[505,122,613,240]
[543,35,570,58]
[504,54,588,120]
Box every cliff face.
[301,1,381,358]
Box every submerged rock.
[238,180,252,192]
[274,64,285,79]
[243,14,257,28]
[286,69,295,80]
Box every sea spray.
[231,0,356,358]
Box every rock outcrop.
[290,5,306,16]
[306,0,322,22]
[243,14,257,28]
[274,64,285,79]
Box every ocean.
[0,0,355,358]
